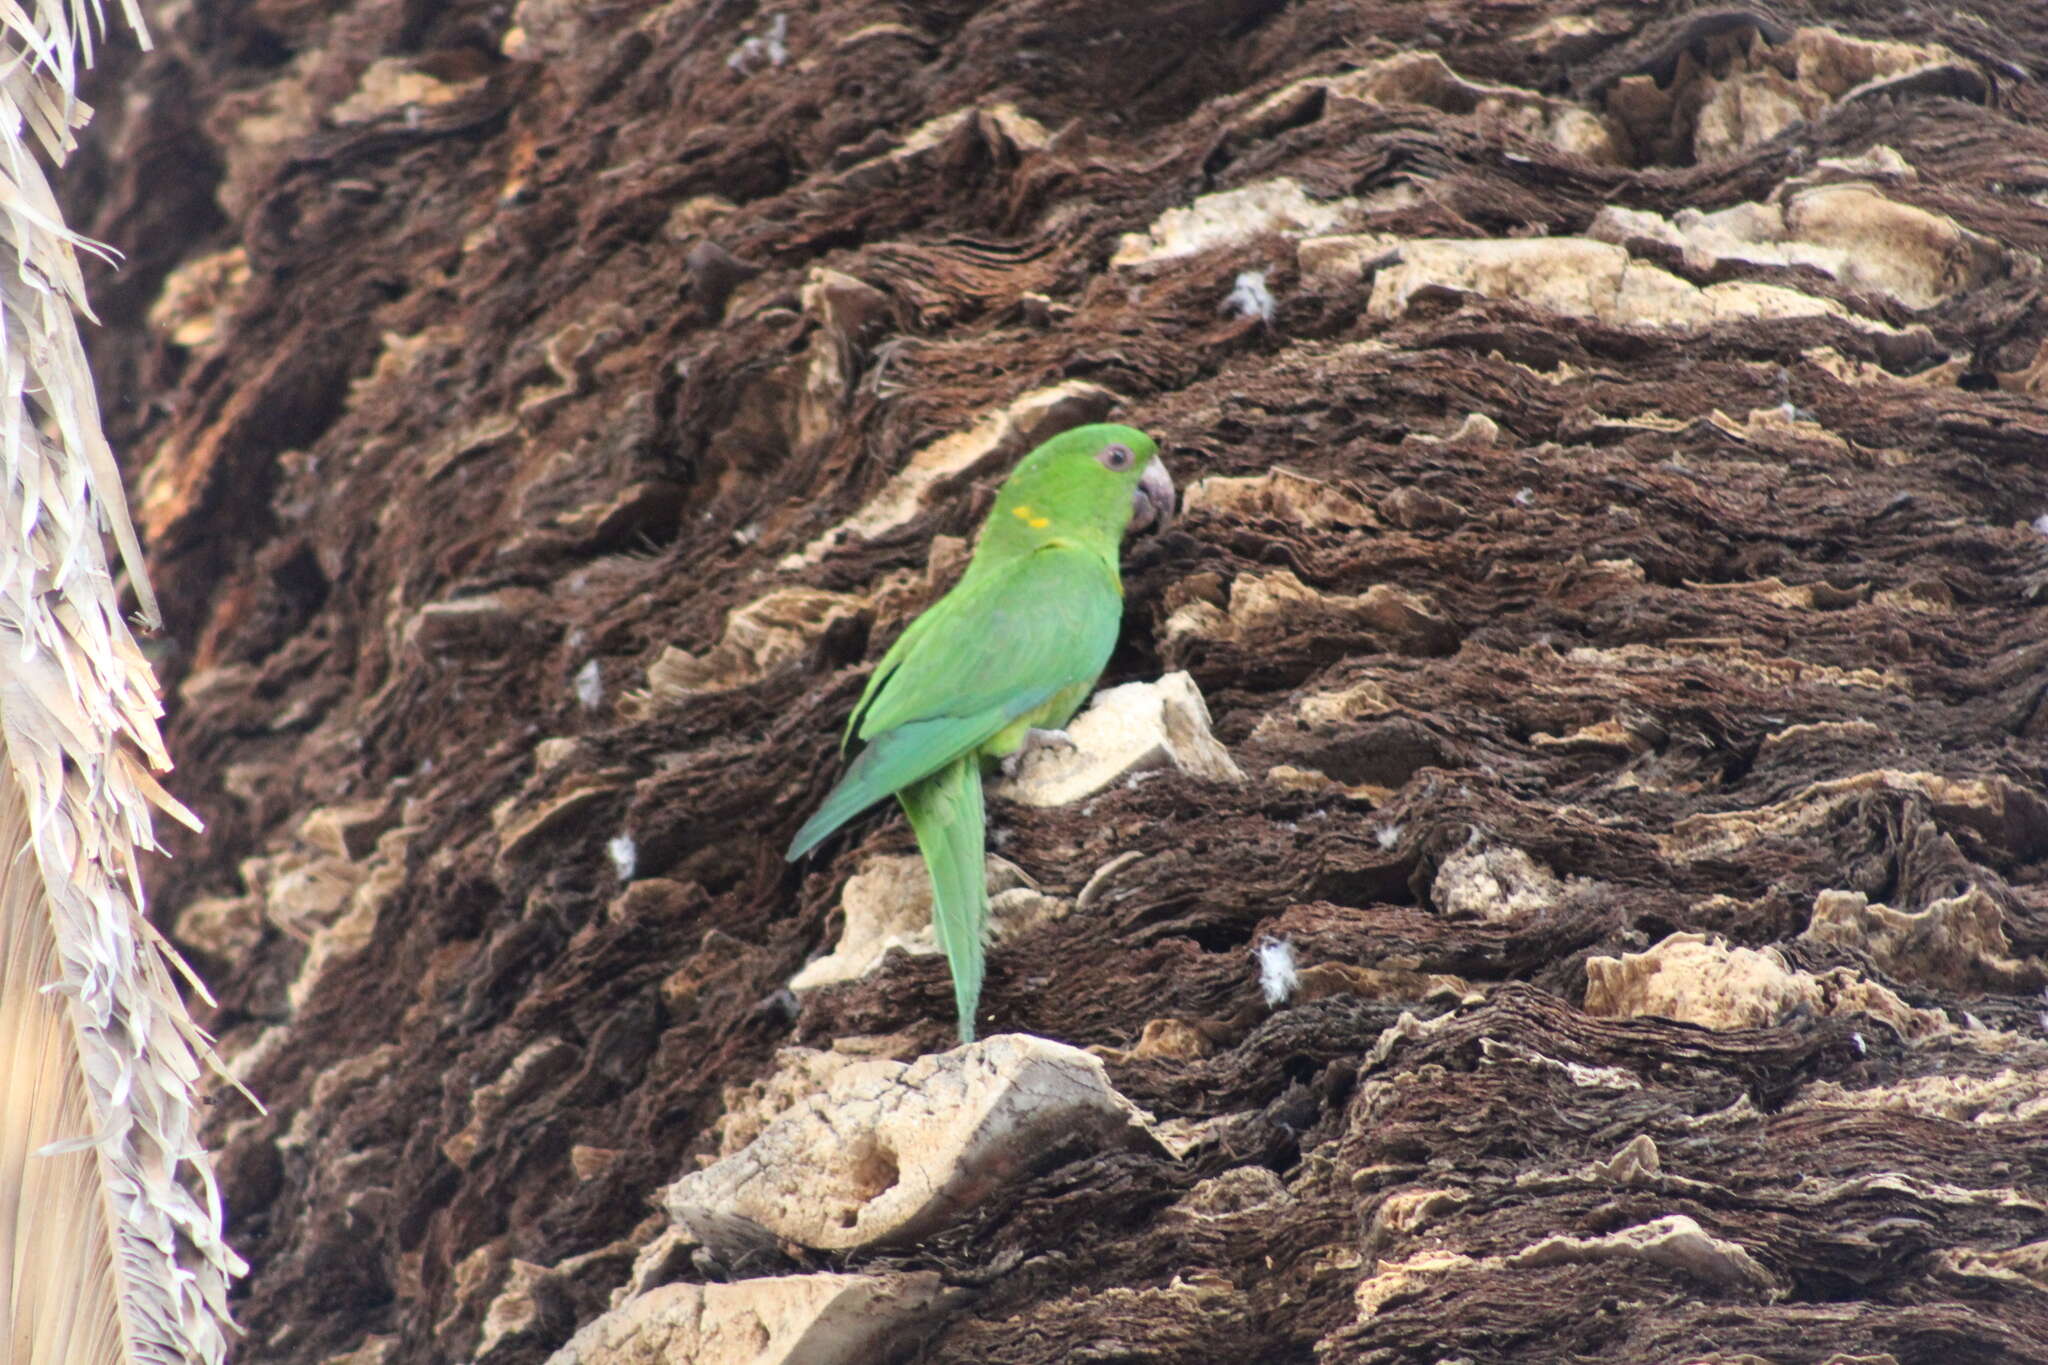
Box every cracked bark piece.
[1182,467,1377,529]
[660,1035,1159,1252]
[1111,178,1360,268]
[1363,236,1910,335]
[544,1273,956,1365]
[789,853,1062,992]
[1506,1214,1779,1293]
[1584,931,1829,1029]
[1590,183,2007,311]
[1801,886,2042,992]
[638,587,866,699]
[1584,930,1945,1037]
[1431,844,1565,924]
[996,670,1244,808]
[1162,571,1457,658]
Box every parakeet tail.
[898,755,987,1043]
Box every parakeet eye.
[1097,443,1134,471]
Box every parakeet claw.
[1002,727,1077,776]
[1026,726,1077,752]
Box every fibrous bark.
[71,1,2048,1361]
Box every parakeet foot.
[1001,727,1077,777]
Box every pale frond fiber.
[0,2,243,1364]
[2,767,124,1365]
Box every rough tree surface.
[68,1,2048,1362]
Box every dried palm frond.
[0,3,245,1364]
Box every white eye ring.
[1098,443,1133,471]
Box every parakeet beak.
[1130,455,1176,535]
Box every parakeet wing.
[786,544,1120,859]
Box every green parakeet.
[787,423,1176,1041]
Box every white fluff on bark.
[0,4,244,1364]
[1256,935,1299,1006]
[1221,270,1275,322]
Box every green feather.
[785,422,1164,1039]
[784,545,1119,858]
[786,697,1054,860]
[898,756,987,1042]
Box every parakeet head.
[982,423,1175,558]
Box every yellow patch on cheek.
[1012,505,1051,529]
